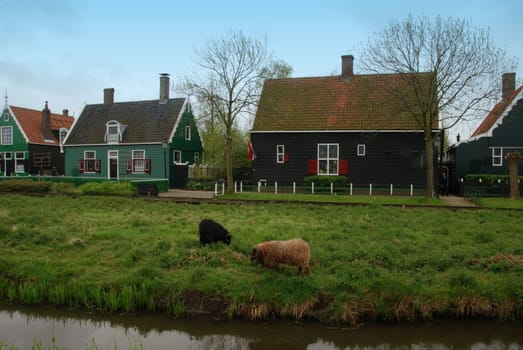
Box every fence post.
[369,183,372,196]
[240,181,243,193]
[258,181,261,193]
[350,183,353,196]
[221,182,225,195]
[390,184,393,196]
[275,181,278,194]
[293,181,296,194]
[234,181,237,193]
[410,184,413,197]
[330,182,333,195]
[214,182,218,196]
[312,182,315,194]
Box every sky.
[1,0,522,139]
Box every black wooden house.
[445,73,523,194]
[250,55,438,188]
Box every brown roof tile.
[470,86,523,137]
[253,73,437,132]
[10,106,74,145]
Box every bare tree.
[178,31,290,192]
[359,15,517,198]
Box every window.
[492,147,503,166]
[106,121,121,144]
[276,145,285,163]
[357,144,366,156]
[1,126,12,145]
[15,152,25,172]
[84,151,97,172]
[194,152,200,161]
[59,128,68,144]
[173,150,182,164]
[132,150,145,173]
[318,144,339,175]
[3,110,9,122]
[185,126,191,141]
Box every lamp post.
[161,139,168,179]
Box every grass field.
[0,194,522,325]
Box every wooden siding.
[251,132,427,186]
[28,144,65,175]
[64,144,168,179]
[170,109,203,164]
[453,98,523,181]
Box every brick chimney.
[159,73,170,104]
[502,73,516,100]
[62,109,69,117]
[341,55,354,82]
[41,101,55,140]
[104,88,115,104]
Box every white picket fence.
[214,180,421,197]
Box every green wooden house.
[63,74,203,189]
[1,98,74,176]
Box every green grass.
[0,194,522,325]
[480,197,523,209]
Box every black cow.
[199,219,232,245]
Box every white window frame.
[357,144,366,156]
[3,110,9,122]
[15,152,25,173]
[105,121,121,144]
[185,126,191,141]
[492,147,503,166]
[276,145,285,163]
[173,150,182,164]
[1,126,13,145]
[59,128,68,145]
[132,150,146,173]
[84,150,97,173]
[318,143,339,175]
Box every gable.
[65,98,185,145]
[470,87,523,138]
[253,73,437,132]
[8,106,74,145]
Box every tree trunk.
[424,133,435,198]
[224,134,234,194]
[506,152,521,200]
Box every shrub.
[79,181,137,196]
[303,175,348,187]
[0,179,53,193]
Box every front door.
[108,150,118,179]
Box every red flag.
[248,140,256,160]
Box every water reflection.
[0,304,521,349]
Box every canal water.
[0,305,521,349]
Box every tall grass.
[0,194,522,325]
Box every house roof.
[252,73,437,132]
[64,98,186,145]
[470,86,523,137]
[9,105,74,145]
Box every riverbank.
[0,194,522,326]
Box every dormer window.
[105,120,125,144]
[59,128,68,145]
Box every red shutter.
[144,159,151,173]
[284,154,289,163]
[339,159,348,175]
[94,159,101,173]
[308,159,317,174]
[78,159,84,173]
[126,159,133,174]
